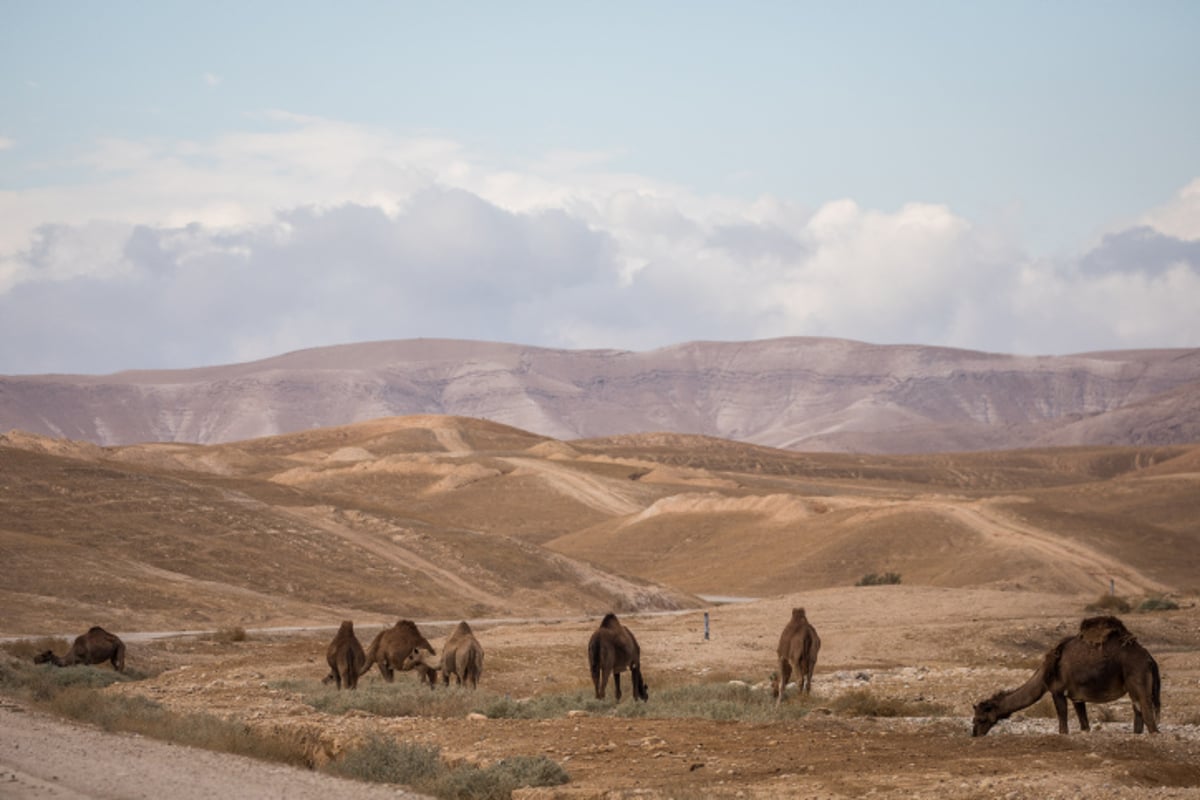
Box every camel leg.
[1072,701,1089,732]
[613,671,623,703]
[1051,692,1070,734]
[776,660,793,706]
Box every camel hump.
[454,621,473,635]
[1079,615,1133,647]
[338,620,354,632]
[791,607,807,620]
[600,613,621,630]
[87,625,107,634]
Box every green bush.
[1137,596,1180,613]
[1085,594,1132,613]
[328,736,568,799]
[856,572,902,586]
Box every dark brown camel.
[34,626,125,671]
[323,620,366,690]
[587,613,648,703]
[360,619,436,683]
[402,621,485,689]
[773,607,820,705]
[972,615,1161,736]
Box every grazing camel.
[402,621,485,689]
[360,619,436,683]
[587,613,648,703]
[774,607,820,705]
[323,620,366,690]
[34,626,125,671]
[972,615,1161,736]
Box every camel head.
[971,694,1009,737]
[631,662,649,703]
[401,647,440,672]
[33,650,61,666]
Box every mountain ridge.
[3,336,1198,452]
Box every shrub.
[856,572,902,586]
[1085,594,1132,613]
[829,688,949,718]
[208,626,248,643]
[328,736,568,799]
[1137,597,1179,613]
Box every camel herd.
[31,611,1163,736]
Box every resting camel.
[34,626,125,671]
[402,621,485,689]
[773,607,820,705]
[972,615,1160,736]
[360,619,436,683]
[587,613,648,703]
[323,620,366,690]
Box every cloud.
[0,114,1198,374]
[203,72,221,88]
[1080,227,1200,277]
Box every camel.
[972,615,1161,736]
[360,619,436,683]
[773,607,820,705]
[401,649,441,689]
[34,626,125,671]
[401,621,485,689]
[587,613,648,703]
[322,620,366,690]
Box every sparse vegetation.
[1085,594,1132,613]
[208,626,249,643]
[827,688,949,718]
[856,572,902,586]
[1137,596,1180,613]
[0,656,305,766]
[328,734,569,799]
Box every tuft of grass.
[828,688,949,718]
[856,572,902,586]
[1137,596,1180,613]
[1085,594,1132,613]
[207,626,248,643]
[328,735,568,799]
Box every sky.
[2,1,1199,375]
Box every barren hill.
[3,337,1199,452]
[2,415,1197,636]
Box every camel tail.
[1151,657,1162,720]
[588,636,602,682]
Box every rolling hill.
[2,415,1197,635]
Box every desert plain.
[2,415,1199,798]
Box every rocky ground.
[5,586,1199,798]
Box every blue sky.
[2,1,1199,374]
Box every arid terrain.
[3,337,1199,453]
[2,415,1199,797]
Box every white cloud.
[1140,177,1200,240]
[0,113,1197,374]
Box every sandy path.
[947,501,1173,595]
[0,700,429,800]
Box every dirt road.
[0,699,429,800]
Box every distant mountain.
[3,337,1199,452]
